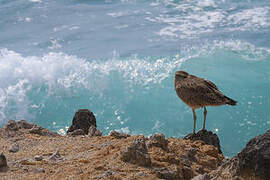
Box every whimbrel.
[174,71,237,134]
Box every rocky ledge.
[0,109,269,180]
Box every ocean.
[0,0,270,157]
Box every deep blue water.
[0,0,270,157]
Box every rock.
[34,155,43,161]
[237,129,270,179]
[0,153,7,169]
[34,168,45,173]
[67,129,85,136]
[67,109,96,135]
[191,173,211,180]
[49,150,63,161]
[120,137,151,167]
[5,120,34,131]
[109,130,130,139]
[88,126,102,137]
[29,125,59,137]
[29,125,43,134]
[9,143,19,153]
[209,129,270,180]
[148,133,168,151]
[184,130,222,153]
[155,167,179,180]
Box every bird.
[174,70,237,134]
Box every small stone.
[155,167,179,180]
[34,168,45,173]
[191,173,211,180]
[109,130,130,139]
[29,125,43,134]
[67,129,85,136]
[9,143,19,153]
[148,133,168,150]
[120,137,151,167]
[88,126,102,137]
[49,150,63,161]
[34,155,43,161]
[0,153,7,169]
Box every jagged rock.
[209,129,270,180]
[120,137,151,167]
[0,153,7,170]
[9,143,19,153]
[34,155,43,161]
[184,130,222,153]
[180,147,198,163]
[191,173,211,180]
[237,129,270,179]
[155,167,180,180]
[148,133,168,151]
[182,165,194,180]
[67,109,96,135]
[5,120,34,131]
[28,125,59,137]
[67,129,85,136]
[49,150,63,161]
[88,126,102,137]
[109,130,130,139]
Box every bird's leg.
[203,107,207,131]
[192,109,197,134]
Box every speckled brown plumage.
[174,70,237,134]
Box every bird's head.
[175,70,189,81]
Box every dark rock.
[29,125,43,134]
[155,167,179,180]
[191,173,211,180]
[120,137,151,167]
[49,150,63,161]
[9,143,19,153]
[148,133,168,151]
[34,155,43,161]
[67,109,96,135]
[180,147,198,163]
[0,153,7,170]
[182,165,194,180]
[67,129,85,136]
[184,130,222,153]
[5,120,34,131]
[237,129,270,179]
[88,126,102,137]
[109,130,130,139]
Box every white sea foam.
[146,1,270,39]
[0,40,269,124]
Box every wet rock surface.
[67,109,96,135]
[184,130,222,153]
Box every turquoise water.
[1,0,270,157]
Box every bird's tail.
[225,96,237,106]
